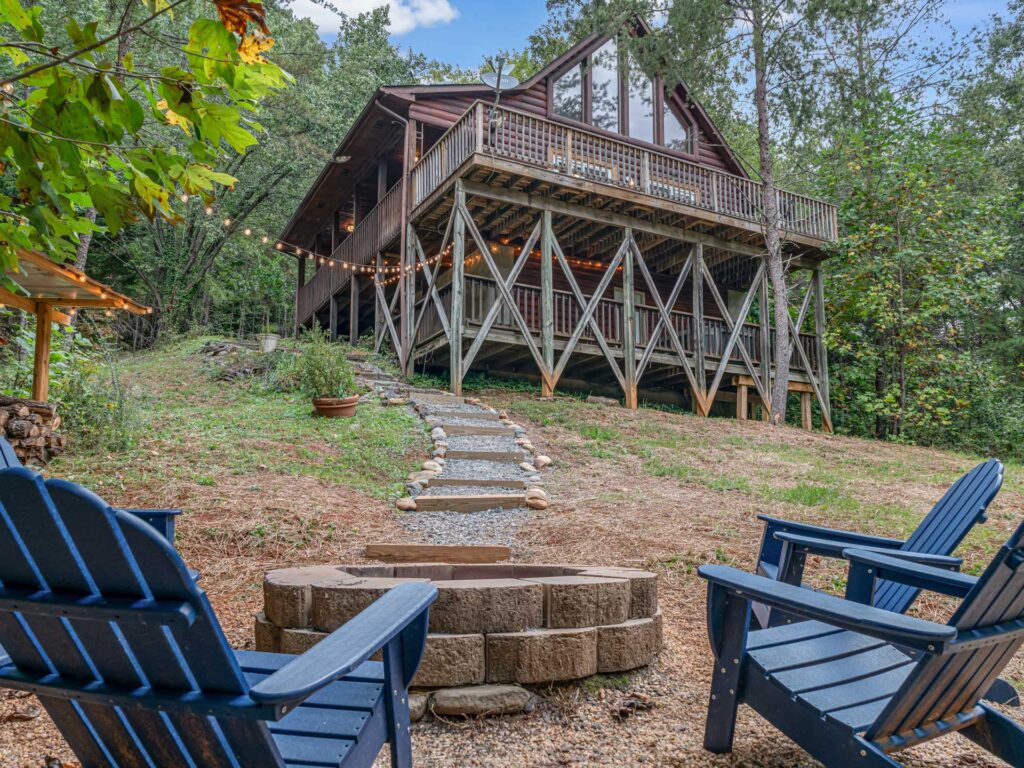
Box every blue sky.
[285,0,1013,71]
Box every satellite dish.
[480,70,520,91]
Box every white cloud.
[284,0,459,36]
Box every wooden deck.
[296,101,836,326]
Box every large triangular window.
[548,36,698,157]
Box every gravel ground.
[445,434,523,452]
[398,508,530,544]
[439,459,532,481]
[431,416,509,427]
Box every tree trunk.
[752,3,792,424]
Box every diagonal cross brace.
[551,234,627,391]
[410,224,452,344]
[551,233,630,389]
[703,260,768,409]
[374,276,402,357]
[457,199,554,390]
[461,219,542,374]
[633,246,702,403]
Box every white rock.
[519,462,536,472]
[534,455,552,469]
[422,460,442,472]
[527,498,549,510]
[395,497,417,511]
[410,693,429,722]
[525,488,548,501]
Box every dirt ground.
[2,369,1023,767]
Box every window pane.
[553,64,583,122]
[663,99,690,152]
[590,39,619,133]
[627,56,654,143]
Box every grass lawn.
[3,338,1022,767]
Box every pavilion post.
[32,305,53,402]
[692,243,707,416]
[329,292,338,342]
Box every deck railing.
[296,180,403,324]
[410,102,837,242]
[415,275,818,373]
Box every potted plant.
[256,321,280,353]
[297,326,359,417]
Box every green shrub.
[296,326,356,398]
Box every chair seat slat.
[748,630,886,673]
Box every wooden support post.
[692,243,707,416]
[374,251,383,352]
[760,396,771,422]
[622,230,638,410]
[450,184,466,396]
[403,224,416,373]
[295,257,306,338]
[540,209,554,397]
[329,292,338,342]
[377,154,388,201]
[349,275,359,344]
[801,391,812,431]
[737,384,748,421]
[32,305,52,402]
[812,268,832,433]
[759,272,771,417]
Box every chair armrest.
[698,564,956,653]
[249,583,437,707]
[117,508,181,545]
[843,548,977,600]
[773,531,959,568]
[758,515,905,549]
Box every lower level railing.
[414,275,819,373]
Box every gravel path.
[438,459,533,481]
[445,435,522,452]
[399,508,531,545]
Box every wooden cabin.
[280,20,837,429]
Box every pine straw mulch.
[2,391,1024,767]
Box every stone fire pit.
[255,563,662,688]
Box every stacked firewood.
[0,396,65,465]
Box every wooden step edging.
[440,424,517,436]
[414,493,528,513]
[427,478,528,489]
[432,410,500,421]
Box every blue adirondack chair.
[0,467,437,768]
[0,434,183,543]
[698,517,1024,767]
[754,458,1003,628]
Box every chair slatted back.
[872,459,1003,614]
[867,517,1024,741]
[0,467,282,768]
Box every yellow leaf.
[157,98,192,135]
[238,33,274,64]
[214,0,270,36]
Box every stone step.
[441,424,517,436]
[433,409,500,421]
[445,450,526,462]
[414,493,528,513]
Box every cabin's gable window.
[553,64,583,122]
[548,36,698,157]
[663,98,692,153]
[590,40,620,133]
[626,55,655,145]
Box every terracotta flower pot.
[312,395,359,418]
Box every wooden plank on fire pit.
[364,544,512,564]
